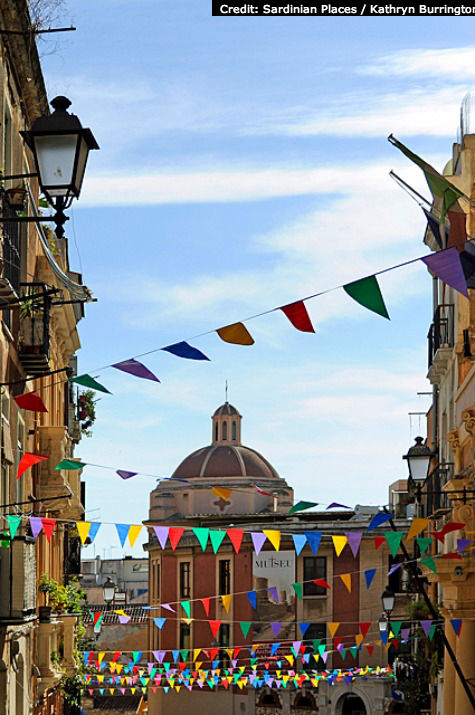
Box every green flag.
[343,275,389,319]
[209,529,226,554]
[388,135,467,220]
[292,582,303,601]
[428,624,437,641]
[350,647,358,659]
[288,501,318,514]
[180,650,188,662]
[384,531,403,557]
[416,537,432,555]
[70,374,111,394]
[55,459,87,471]
[192,527,209,551]
[7,515,21,540]
[390,621,403,637]
[239,621,252,638]
[180,600,191,618]
[421,556,437,573]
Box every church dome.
[171,444,280,480]
[170,401,280,480]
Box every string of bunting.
[11,236,472,407]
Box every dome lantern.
[212,402,241,445]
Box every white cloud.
[359,46,475,78]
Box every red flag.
[432,522,465,543]
[313,578,331,590]
[359,622,371,638]
[334,636,343,650]
[366,645,374,656]
[447,206,467,252]
[209,647,219,661]
[112,652,120,662]
[169,527,184,551]
[41,518,56,542]
[200,598,210,616]
[16,453,48,480]
[233,647,241,659]
[93,612,103,626]
[280,301,315,333]
[208,620,222,638]
[254,484,272,496]
[442,552,463,560]
[374,536,385,550]
[14,391,47,412]
[226,529,244,554]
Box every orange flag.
[216,322,254,345]
[328,622,340,637]
[212,486,232,500]
[407,517,429,541]
[340,573,352,592]
[221,594,232,613]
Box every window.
[219,559,231,595]
[222,421,227,440]
[388,555,407,593]
[232,421,237,440]
[179,621,191,650]
[179,561,191,598]
[215,422,218,441]
[303,623,326,672]
[303,557,327,596]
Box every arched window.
[294,691,317,711]
[232,420,237,440]
[215,422,219,441]
[258,690,281,708]
[222,421,227,440]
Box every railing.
[427,304,454,369]
[1,189,20,295]
[18,282,51,375]
[425,464,454,516]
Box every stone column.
[443,621,456,715]
[454,619,475,715]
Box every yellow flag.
[216,322,254,345]
[328,622,340,638]
[284,655,294,666]
[407,517,429,540]
[221,594,232,613]
[76,521,91,544]
[182,618,194,625]
[263,529,281,551]
[195,662,202,671]
[128,524,142,547]
[97,652,105,663]
[332,535,348,557]
[355,634,364,647]
[340,573,352,592]
[212,486,232,500]
[193,649,201,662]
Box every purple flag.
[421,247,469,298]
[153,650,167,663]
[420,620,432,637]
[345,532,362,558]
[161,603,176,613]
[326,502,350,509]
[30,517,43,538]
[321,651,329,663]
[251,532,267,555]
[388,562,402,576]
[271,622,282,637]
[401,627,411,642]
[153,526,169,549]
[117,470,138,479]
[268,587,279,603]
[118,614,131,624]
[292,641,302,656]
[112,358,160,382]
[457,538,472,553]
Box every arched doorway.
[338,694,367,715]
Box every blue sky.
[39,3,474,557]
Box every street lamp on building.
[381,586,395,618]
[17,95,99,237]
[102,577,116,608]
[403,436,432,489]
[378,613,389,633]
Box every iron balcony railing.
[427,304,455,369]
[424,463,454,517]
[18,282,51,376]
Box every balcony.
[0,534,37,622]
[38,425,84,519]
[424,464,454,517]
[36,613,78,698]
[427,304,454,385]
[18,282,51,376]
[0,189,21,315]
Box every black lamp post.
[10,95,99,238]
[381,586,395,618]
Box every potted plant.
[38,573,55,622]
[5,183,27,210]
[19,291,45,352]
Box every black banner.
[212,2,475,16]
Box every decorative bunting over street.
[343,275,390,319]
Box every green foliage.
[80,389,97,437]
[38,574,86,614]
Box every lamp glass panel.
[103,584,115,603]
[34,134,78,196]
[72,135,89,195]
[408,455,430,482]
[382,593,395,612]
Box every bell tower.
[212,402,242,445]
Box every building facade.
[146,403,411,715]
[421,131,475,715]
[81,556,149,605]
[0,3,92,713]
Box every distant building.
[81,556,149,605]
[145,403,411,715]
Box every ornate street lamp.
[102,577,116,607]
[381,586,395,618]
[378,613,389,633]
[402,436,432,485]
[20,95,99,236]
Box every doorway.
[340,694,367,715]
